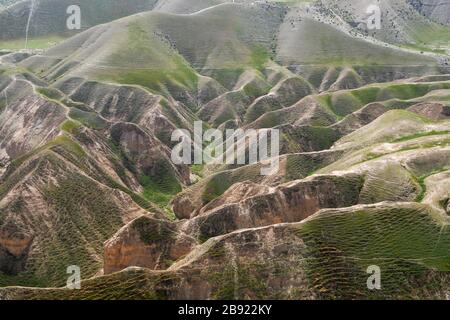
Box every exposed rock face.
[60,80,194,147]
[408,103,450,120]
[0,148,150,285]
[5,203,450,300]
[245,76,314,124]
[0,77,65,161]
[104,216,196,274]
[332,103,388,135]
[171,195,196,220]
[197,181,271,216]
[171,149,346,220]
[0,224,33,274]
[104,173,365,275]
[179,174,364,240]
[165,223,314,299]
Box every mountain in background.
[0,0,449,299]
[409,0,450,26]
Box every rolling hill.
[0,0,450,300]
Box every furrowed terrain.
[0,0,450,300]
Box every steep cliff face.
[179,174,365,241]
[104,216,196,274]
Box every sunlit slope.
[295,202,450,299]
[276,14,439,66]
[20,4,283,75]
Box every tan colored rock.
[198,181,271,215]
[0,228,33,257]
[103,216,197,274]
[179,173,364,241]
[408,102,450,120]
[0,222,33,274]
[171,195,195,220]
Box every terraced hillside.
[0,0,450,300]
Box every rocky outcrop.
[408,102,450,120]
[179,174,365,241]
[248,96,338,130]
[171,149,346,220]
[104,216,196,274]
[59,80,195,147]
[2,0,450,300]
[0,224,33,275]
[105,173,365,275]
[197,181,271,216]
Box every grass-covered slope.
[0,0,159,46]
[295,202,450,299]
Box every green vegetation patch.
[60,119,82,134]
[133,217,175,244]
[0,167,125,288]
[392,131,450,143]
[249,46,270,71]
[0,35,65,50]
[36,87,64,101]
[68,108,107,130]
[101,22,198,97]
[296,204,450,299]
[140,160,182,217]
